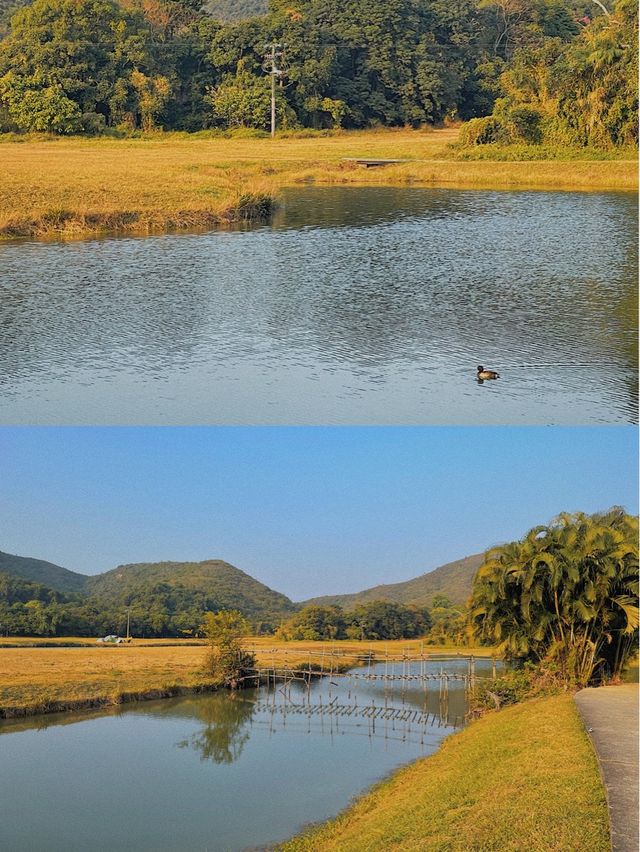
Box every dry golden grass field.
[0,637,494,717]
[1,128,637,237]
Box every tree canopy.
[0,0,634,145]
[470,508,638,685]
[276,600,432,641]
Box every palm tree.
[470,508,638,685]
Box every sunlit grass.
[0,637,493,716]
[1,128,636,237]
[280,694,610,852]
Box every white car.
[96,634,126,644]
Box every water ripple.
[0,186,636,424]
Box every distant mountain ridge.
[0,550,88,594]
[0,547,484,637]
[86,559,295,620]
[0,551,295,628]
[300,553,484,609]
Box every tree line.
[0,569,464,642]
[0,572,280,637]
[0,0,635,147]
[275,600,434,641]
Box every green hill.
[206,0,267,21]
[0,546,482,637]
[86,559,295,621]
[300,553,484,610]
[0,552,295,636]
[0,550,88,595]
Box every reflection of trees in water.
[178,694,256,765]
[272,187,475,231]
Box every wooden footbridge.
[242,647,497,697]
[238,648,496,735]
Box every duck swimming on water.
[477,365,500,380]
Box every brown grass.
[280,693,610,852]
[1,128,636,238]
[0,637,493,717]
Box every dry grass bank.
[0,637,492,717]
[1,129,636,237]
[0,636,207,647]
[280,693,610,852]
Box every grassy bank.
[0,638,492,718]
[280,693,609,852]
[1,129,636,238]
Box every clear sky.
[0,426,636,601]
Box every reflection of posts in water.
[247,650,481,728]
[251,699,459,747]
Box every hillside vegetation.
[206,0,267,21]
[0,545,485,638]
[0,550,88,594]
[0,554,295,637]
[87,559,295,622]
[303,553,483,609]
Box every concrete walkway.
[574,685,639,852]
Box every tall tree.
[470,508,638,685]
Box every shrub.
[458,115,508,145]
[203,610,256,689]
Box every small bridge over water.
[243,648,495,691]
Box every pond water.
[0,658,490,852]
[0,187,636,425]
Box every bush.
[203,610,256,689]
[470,661,567,716]
[506,106,543,143]
[458,115,508,145]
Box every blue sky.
[0,427,636,600]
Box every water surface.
[0,187,636,424]
[0,658,485,851]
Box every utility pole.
[263,43,286,138]
[126,606,130,641]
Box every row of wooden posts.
[243,646,499,694]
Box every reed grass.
[1,129,636,238]
[280,694,610,852]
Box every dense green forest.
[0,556,296,637]
[206,0,267,21]
[0,548,474,639]
[275,597,469,641]
[276,601,433,640]
[0,0,636,146]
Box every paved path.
[574,685,639,852]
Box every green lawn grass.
[280,694,609,851]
